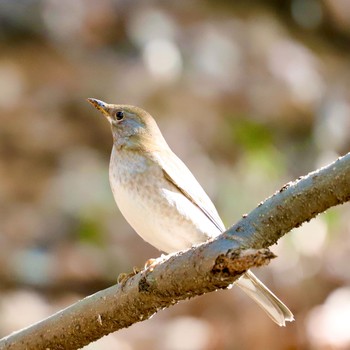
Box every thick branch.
[0,248,273,350]
[1,153,349,350]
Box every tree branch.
[1,153,349,350]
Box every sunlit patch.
[306,287,350,348]
[142,39,182,82]
[291,217,328,256]
[159,317,212,350]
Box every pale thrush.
[87,98,294,326]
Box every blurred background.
[0,0,350,349]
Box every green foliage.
[77,216,104,246]
[231,118,273,152]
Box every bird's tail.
[235,270,294,326]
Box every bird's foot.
[144,258,157,269]
[117,266,141,284]
[144,254,168,271]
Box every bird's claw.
[144,254,168,270]
[144,258,157,269]
[117,266,141,284]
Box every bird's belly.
[110,173,219,254]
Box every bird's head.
[87,98,168,152]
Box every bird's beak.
[87,98,110,117]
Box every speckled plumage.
[87,98,294,326]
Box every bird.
[87,98,294,326]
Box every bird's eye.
[115,111,124,121]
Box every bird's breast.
[109,148,219,253]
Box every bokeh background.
[1,1,350,349]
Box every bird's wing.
[154,151,294,326]
[153,149,225,233]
